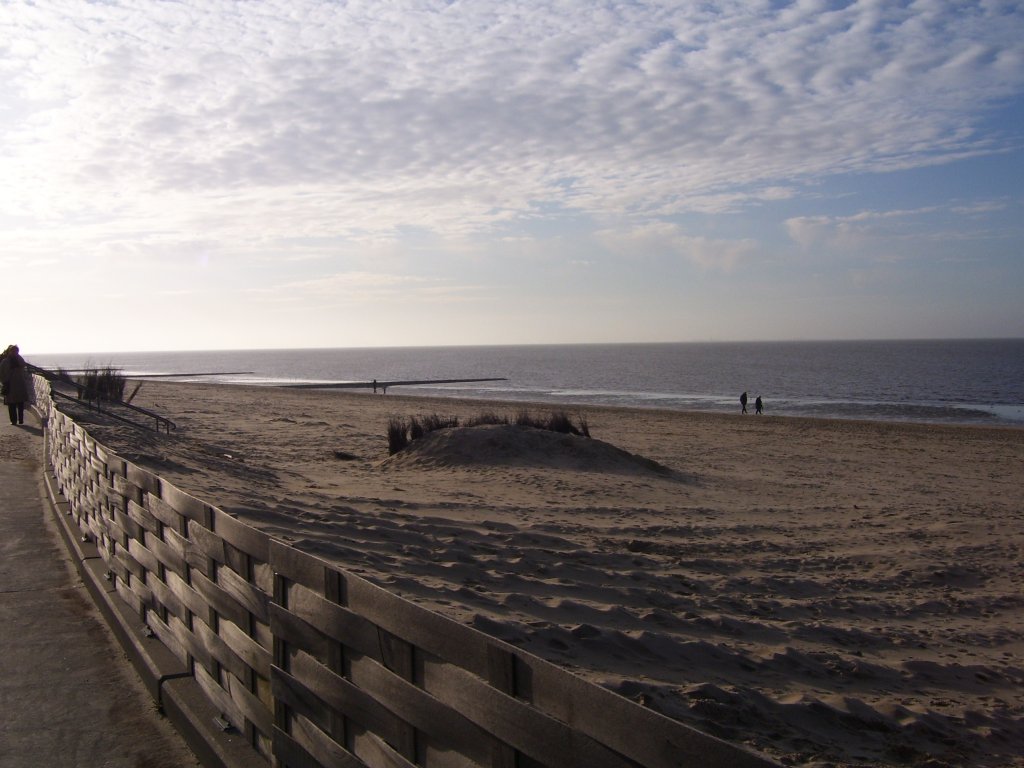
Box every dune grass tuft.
[387,408,592,454]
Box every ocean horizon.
[30,338,1024,428]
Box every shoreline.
[57,380,1024,767]
[166,378,1024,432]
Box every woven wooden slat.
[219,618,273,678]
[111,473,143,505]
[420,653,641,768]
[528,654,776,768]
[253,560,274,594]
[291,713,381,768]
[193,616,252,682]
[280,653,415,756]
[347,722,418,768]
[273,725,356,768]
[285,585,381,664]
[112,542,145,580]
[111,508,138,545]
[269,603,332,662]
[187,518,227,565]
[212,507,271,563]
[144,531,188,581]
[147,610,190,667]
[127,536,161,576]
[121,464,157,498]
[106,551,131,582]
[159,523,191,563]
[273,662,332,736]
[340,574,492,681]
[125,572,157,614]
[195,664,246,733]
[161,481,210,524]
[164,569,212,620]
[270,540,331,593]
[168,612,213,671]
[147,572,188,622]
[126,499,161,535]
[222,666,274,737]
[115,577,144,617]
[146,494,182,530]
[218,561,270,624]
[190,567,252,629]
[273,725,349,768]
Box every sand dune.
[58,381,1024,767]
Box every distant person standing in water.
[0,344,30,425]
[740,391,748,414]
[755,395,763,415]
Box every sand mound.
[379,423,676,476]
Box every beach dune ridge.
[49,379,1024,767]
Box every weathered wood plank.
[193,617,252,683]
[212,507,271,563]
[195,665,246,734]
[343,574,491,679]
[169,613,213,672]
[269,603,332,662]
[164,569,212,620]
[144,531,188,580]
[416,654,637,768]
[217,562,270,624]
[147,610,190,667]
[344,651,506,768]
[161,481,210,523]
[115,577,144,617]
[220,618,273,678]
[146,493,182,530]
[126,498,161,535]
[147,572,188,622]
[223,666,274,737]
[126,461,161,496]
[291,713,376,768]
[282,653,414,756]
[270,540,330,593]
[127,536,161,577]
[190,567,251,629]
[187,519,227,564]
[273,726,343,768]
[522,653,777,768]
[286,585,381,663]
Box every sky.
[3,0,1023,354]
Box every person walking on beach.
[755,395,763,415]
[0,344,30,425]
[740,391,748,414]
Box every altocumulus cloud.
[2,0,1022,246]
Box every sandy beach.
[56,380,1024,768]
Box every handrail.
[30,364,176,433]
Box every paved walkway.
[0,412,200,768]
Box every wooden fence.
[33,376,778,768]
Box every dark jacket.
[0,354,30,405]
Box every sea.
[30,339,1024,427]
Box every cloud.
[1,0,1022,242]
[784,202,1006,249]
[598,222,756,270]
[271,270,483,305]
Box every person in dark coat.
[0,345,30,425]
[755,395,763,415]
[740,391,748,414]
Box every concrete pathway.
[0,413,201,768]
